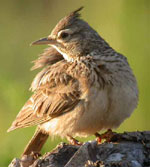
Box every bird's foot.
[95,132,102,144]
[95,129,116,144]
[67,135,83,146]
[101,129,116,142]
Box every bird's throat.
[52,45,74,62]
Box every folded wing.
[8,51,81,132]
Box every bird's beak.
[31,37,58,46]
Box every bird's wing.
[7,61,81,132]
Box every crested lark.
[7,7,138,156]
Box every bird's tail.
[22,128,49,156]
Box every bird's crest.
[52,7,84,35]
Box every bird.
[7,7,138,157]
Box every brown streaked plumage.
[7,7,138,158]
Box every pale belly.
[41,85,138,138]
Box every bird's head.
[32,7,109,62]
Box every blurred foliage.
[0,0,149,166]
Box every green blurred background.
[0,0,149,166]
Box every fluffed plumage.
[7,7,138,157]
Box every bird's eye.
[60,32,69,39]
[58,29,72,41]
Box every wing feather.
[7,62,81,132]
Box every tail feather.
[22,128,49,156]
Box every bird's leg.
[66,135,83,146]
[95,132,102,144]
[95,129,115,144]
[101,129,116,142]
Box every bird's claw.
[67,135,83,146]
[95,129,116,144]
